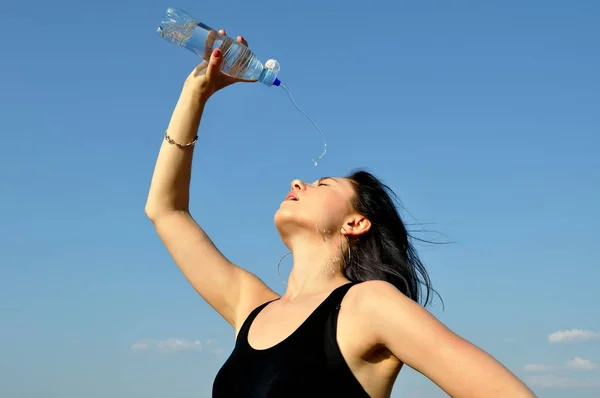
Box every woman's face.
[274,176,357,238]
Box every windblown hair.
[345,170,440,307]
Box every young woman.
[145,32,536,398]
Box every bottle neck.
[258,68,281,87]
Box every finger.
[206,48,222,78]
[236,35,248,47]
[218,29,226,36]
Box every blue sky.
[1,0,599,397]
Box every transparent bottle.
[157,7,281,87]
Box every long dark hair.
[345,170,441,307]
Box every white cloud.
[525,357,598,373]
[548,329,600,344]
[130,338,225,355]
[203,339,225,355]
[212,347,225,356]
[130,338,203,353]
[567,357,599,371]
[526,375,600,389]
[525,364,556,372]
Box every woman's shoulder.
[344,280,428,340]
[347,280,416,312]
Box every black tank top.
[212,282,370,397]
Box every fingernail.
[213,48,221,58]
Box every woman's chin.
[274,207,293,227]
[273,209,310,233]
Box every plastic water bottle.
[157,7,281,87]
[156,8,327,166]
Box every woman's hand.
[183,29,250,101]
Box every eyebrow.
[317,176,338,184]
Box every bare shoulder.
[346,280,418,316]
[346,281,536,398]
[234,269,280,330]
[342,280,422,348]
[344,280,448,364]
[346,280,452,358]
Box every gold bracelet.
[164,130,198,148]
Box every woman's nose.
[290,179,305,192]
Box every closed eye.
[317,177,336,186]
